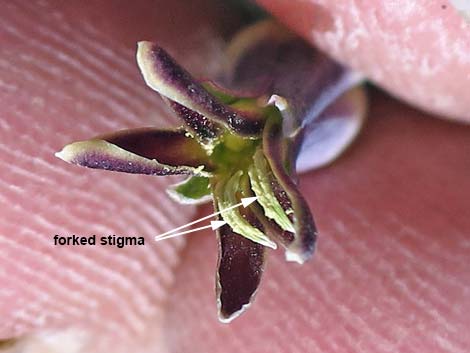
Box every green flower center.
[209,105,295,247]
[211,131,258,175]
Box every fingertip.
[258,0,470,122]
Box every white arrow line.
[154,196,257,241]
[155,220,227,242]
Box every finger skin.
[2,1,469,352]
[258,0,470,122]
[0,0,236,350]
[164,91,470,353]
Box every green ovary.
[210,131,258,174]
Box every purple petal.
[56,128,212,176]
[165,99,220,141]
[263,116,317,264]
[137,42,264,136]
[216,219,266,323]
[102,128,212,169]
[296,86,368,172]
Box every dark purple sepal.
[101,128,213,170]
[263,115,317,264]
[240,169,295,248]
[55,128,212,177]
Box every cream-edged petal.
[137,42,264,137]
[216,218,266,323]
[263,115,317,264]
[56,128,212,177]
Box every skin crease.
[0,1,469,353]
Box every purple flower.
[56,21,367,322]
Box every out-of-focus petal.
[224,19,364,138]
[137,42,265,137]
[263,116,317,264]
[216,219,266,323]
[296,85,368,172]
[56,128,212,176]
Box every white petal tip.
[218,302,252,324]
[54,145,73,163]
[267,94,288,111]
[285,250,306,264]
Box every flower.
[56,21,367,322]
